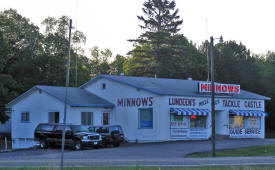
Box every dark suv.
[89,125,124,147]
[34,123,102,150]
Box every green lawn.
[1,167,275,170]
[186,144,275,157]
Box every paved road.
[0,139,275,167]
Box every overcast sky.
[0,0,274,57]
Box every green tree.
[128,0,184,77]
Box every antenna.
[205,18,210,81]
[75,0,78,87]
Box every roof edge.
[7,86,38,107]
[80,75,162,95]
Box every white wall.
[84,78,166,142]
[10,89,108,149]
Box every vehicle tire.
[50,142,56,149]
[73,140,82,150]
[113,141,120,147]
[39,139,47,149]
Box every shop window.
[229,115,244,128]
[170,115,189,128]
[81,112,93,125]
[190,116,206,128]
[49,112,59,123]
[21,112,30,122]
[245,117,261,129]
[103,112,110,125]
[139,108,153,129]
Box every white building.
[7,75,270,149]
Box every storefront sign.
[170,115,188,129]
[170,128,208,139]
[229,128,261,138]
[222,100,240,108]
[117,97,153,107]
[170,129,188,138]
[244,101,262,109]
[169,97,195,106]
[199,83,240,94]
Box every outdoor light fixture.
[210,36,223,157]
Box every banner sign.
[199,83,240,94]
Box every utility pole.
[210,36,216,157]
[210,35,223,157]
[60,19,72,170]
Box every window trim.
[81,112,93,125]
[138,108,153,129]
[102,112,111,125]
[21,111,30,123]
[48,111,60,123]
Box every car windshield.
[71,125,90,133]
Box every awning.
[170,108,210,116]
[229,110,267,117]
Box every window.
[170,115,189,128]
[229,115,244,128]
[139,108,153,129]
[190,116,206,128]
[81,112,93,125]
[245,117,261,129]
[49,112,59,123]
[102,83,106,90]
[103,112,109,125]
[21,112,30,122]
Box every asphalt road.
[0,139,275,167]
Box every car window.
[37,124,54,131]
[102,127,109,133]
[71,125,89,133]
[56,125,64,131]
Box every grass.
[186,144,275,158]
[1,166,275,170]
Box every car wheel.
[73,140,82,150]
[39,139,47,149]
[113,142,120,147]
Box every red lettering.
[234,86,240,94]
[141,98,148,106]
[201,84,208,92]
[126,98,131,107]
[131,98,136,106]
[222,85,227,93]
[216,84,221,93]
[149,97,153,106]
[117,98,123,107]
[228,85,234,93]
[136,98,141,106]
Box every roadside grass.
[186,144,275,157]
[1,166,275,170]
[266,130,275,138]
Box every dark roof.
[80,75,271,100]
[7,85,114,108]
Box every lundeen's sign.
[199,82,240,94]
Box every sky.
[0,0,274,57]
